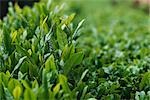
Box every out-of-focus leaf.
[140,72,150,90]
[80,86,88,100]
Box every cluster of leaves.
[0,0,150,100]
[67,0,150,99]
[0,1,88,100]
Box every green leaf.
[59,74,71,95]
[45,55,56,72]
[20,61,29,74]
[21,80,30,89]
[0,79,5,99]
[27,63,38,79]
[0,72,10,87]
[16,45,36,65]
[3,84,14,100]
[64,52,84,75]
[16,45,30,57]
[53,83,60,95]
[11,31,17,43]
[78,69,89,85]
[61,44,75,62]
[41,69,49,99]
[3,24,13,55]
[13,85,22,100]
[24,89,36,100]
[140,71,150,90]
[11,56,27,76]
[62,13,76,26]
[56,27,68,49]
[41,16,49,33]
[73,19,85,39]
[135,91,147,100]
[14,3,22,14]
[87,98,97,100]
[32,80,39,89]
[80,86,88,100]
[41,16,48,28]
[8,79,21,93]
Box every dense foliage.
[0,0,149,99]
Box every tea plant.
[0,0,150,100]
[0,1,85,99]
